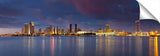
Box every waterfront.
[0,36,159,56]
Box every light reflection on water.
[0,36,159,56]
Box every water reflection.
[0,36,160,56]
[76,37,84,56]
[50,37,54,56]
[135,37,142,56]
[154,37,159,56]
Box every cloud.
[0,16,24,28]
[0,4,26,17]
[0,0,144,34]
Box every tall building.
[75,24,78,33]
[24,23,29,34]
[58,29,61,34]
[29,22,34,34]
[49,25,52,33]
[61,29,64,34]
[135,20,140,32]
[21,27,25,34]
[54,26,58,35]
[106,24,111,32]
[69,24,72,33]
[45,27,50,34]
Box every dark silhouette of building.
[135,20,140,32]
[75,24,78,33]
[69,24,72,33]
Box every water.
[0,36,159,56]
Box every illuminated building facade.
[66,29,70,33]
[21,28,25,34]
[29,22,34,34]
[106,24,111,32]
[98,28,103,33]
[50,25,52,33]
[45,27,50,34]
[54,26,58,35]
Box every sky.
[0,0,160,34]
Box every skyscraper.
[135,20,140,32]
[75,24,78,33]
[69,24,72,33]
[49,25,52,33]
[106,24,111,32]
[45,27,50,34]
[54,26,58,35]
[24,23,29,34]
[21,27,25,34]
[29,22,34,34]
[61,29,64,34]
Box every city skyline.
[0,0,160,34]
[1,21,159,37]
[0,20,160,34]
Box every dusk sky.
[0,0,160,34]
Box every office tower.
[61,29,64,34]
[29,22,34,34]
[54,26,58,35]
[75,24,78,33]
[135,20,140,32]
[45,27,50,34]
[52,29,55,34]
[106,24,111,32]
[58,29,61,34]
[24,23,29,34]
[69,24,72,33]
[21,27,25,34]
[49,25,52,33]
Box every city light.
[0,20,160,37]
